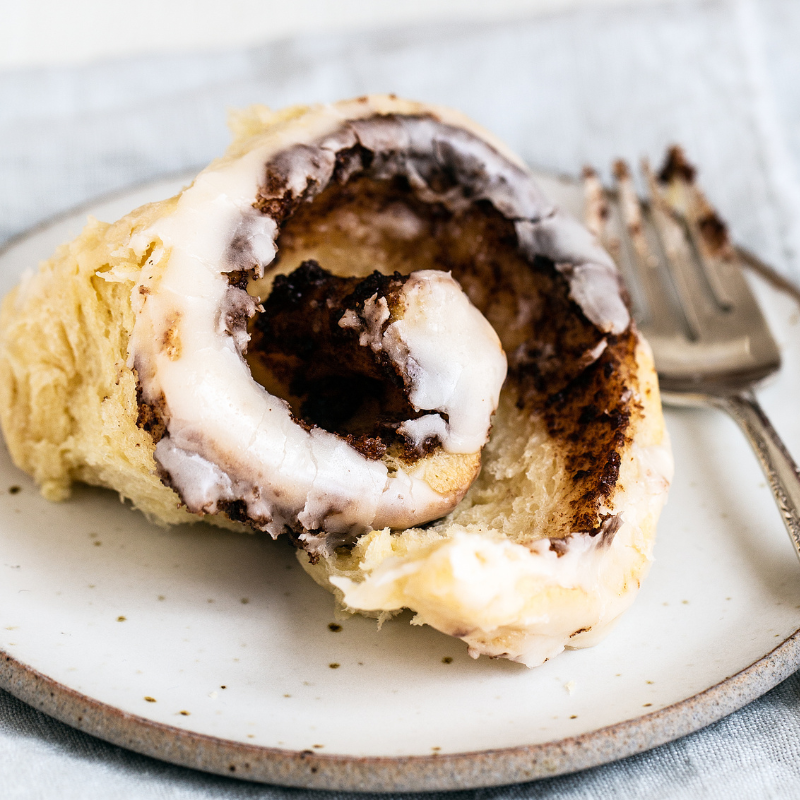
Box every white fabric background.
[2,0,800,796]
[0,0,614,70]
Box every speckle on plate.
[144,696,156,703]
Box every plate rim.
[2,630,799,792]
[2,174,800,792]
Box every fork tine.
[655,146,736,309]
[612,160,646,259]
[582,165,644,318]
[583,165,645,323]
[582,166,609,242]
[607,160,684,336]
[641,158,718,340]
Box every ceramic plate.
[1,173,799,793]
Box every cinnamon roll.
[0,96,672,666]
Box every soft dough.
[0,96,672,666]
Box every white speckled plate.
[1,172,800,792]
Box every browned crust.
[542,331,636,534]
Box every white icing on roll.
[132,263,504,540]
[339,270,506,454]
[130,217,505,541]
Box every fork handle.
[709,390,800,562]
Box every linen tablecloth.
[3,0,800,796]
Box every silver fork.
[583,150,800,562]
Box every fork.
[582,149,800,563]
